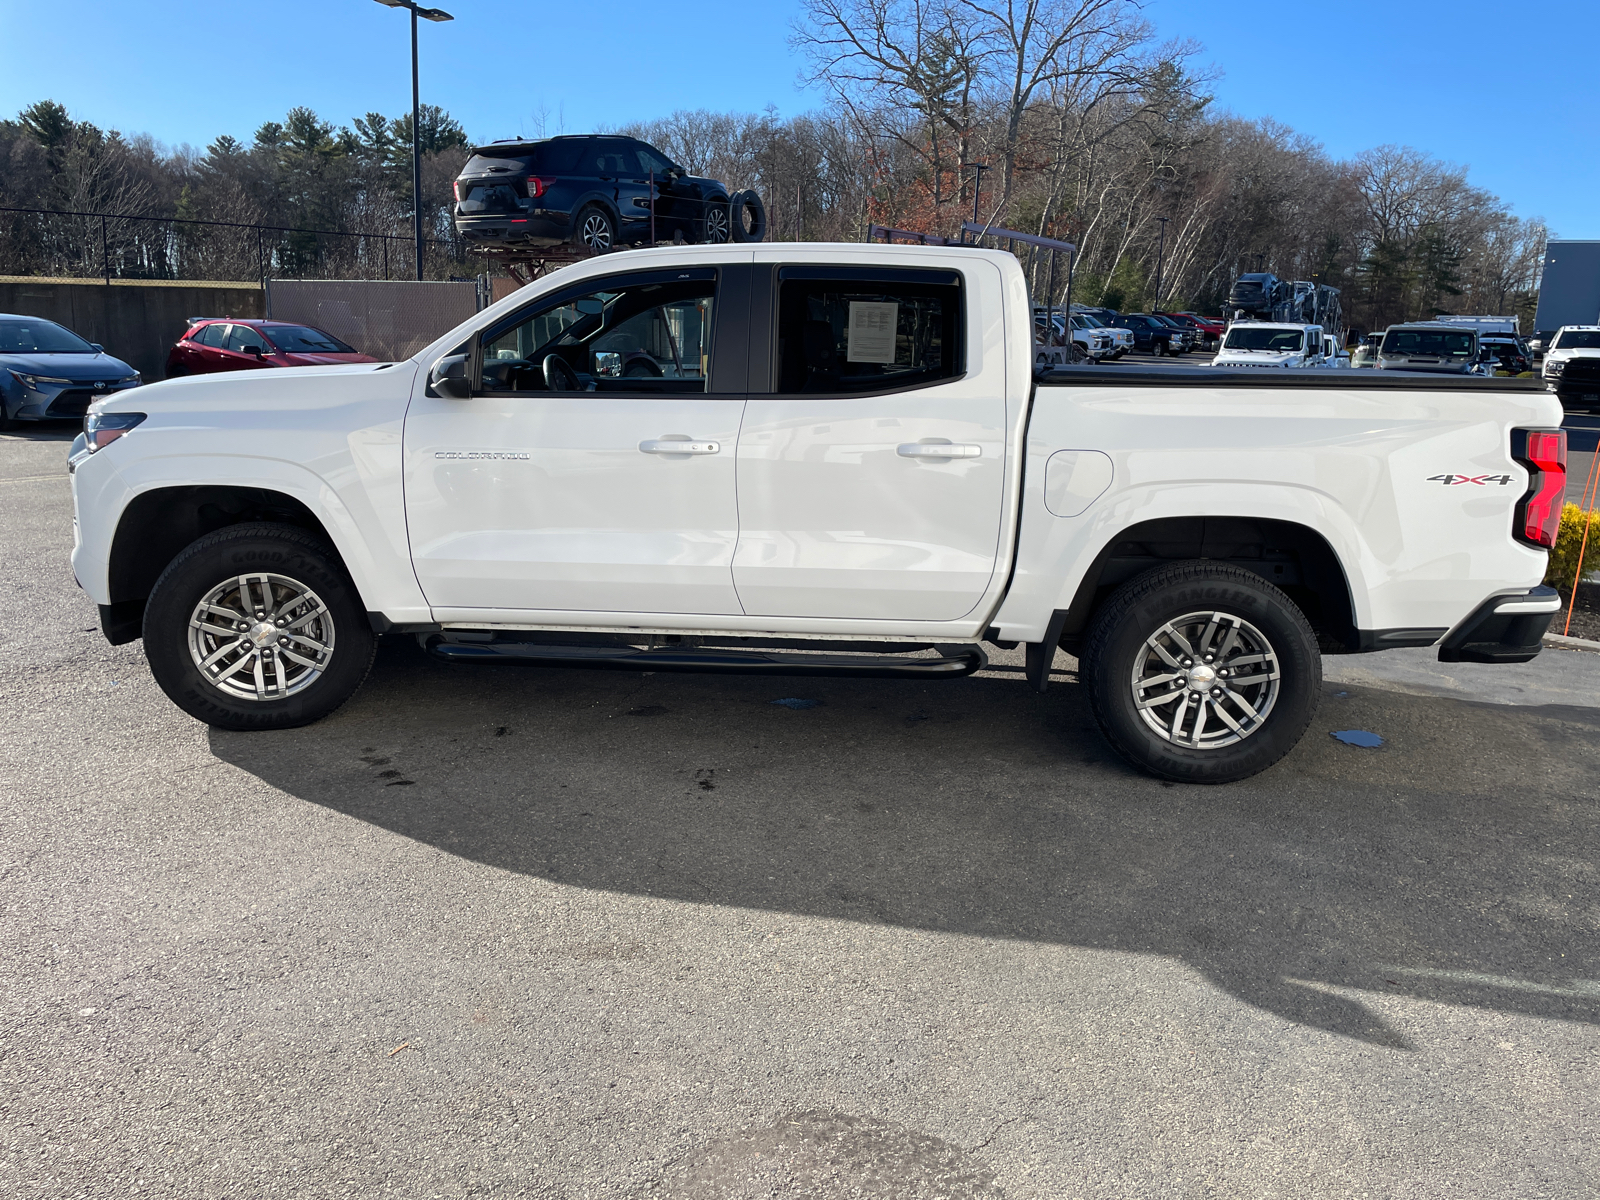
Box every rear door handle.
[897,442,981,459]
[641,438,719,455]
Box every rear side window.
[195,323,229,348]
[775,270,962,395]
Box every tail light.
[452,180,461,203]
[526,176,553,199]
[1510,427,1567,548]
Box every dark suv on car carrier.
[453,135,762,254]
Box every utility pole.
[374,0,453,280]
[1152,216,1169,310]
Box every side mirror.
[244,345,264,356]
[428,353,472,399]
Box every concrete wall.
[0,276,264,381]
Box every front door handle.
[641,438,719,455]
[897,442,982,460]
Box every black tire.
[142,523,376,731]
[1154,339,1168,357]
[730,189,767,243]
[575,204,615,254]
[0,400,14,432]
[1082,561,1321,784]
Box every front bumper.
[5,379,141,421]
[1437,586,1560,664]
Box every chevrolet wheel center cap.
[1187,663,1218,692]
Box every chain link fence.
[266,279,481,362]
[0,205,476,283]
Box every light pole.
[374,0,453,281]
[969,163,988,227]
[1152,215,1169,310]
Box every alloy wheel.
[1130,610,1280,749]
[580,212,613,252]
[187,572,336,701]
[703,206,730,244]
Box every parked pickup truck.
[69,245,1568,783]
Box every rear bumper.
[455,214,569,248]
[1437,586,1560,664]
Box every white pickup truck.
[69,245,1569,783]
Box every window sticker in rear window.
[846,301,898,363]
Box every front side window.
[225,324,270,353]
[632,143,675,176]
[775,273,961,394]
[479,271,717,395]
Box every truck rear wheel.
[142,523,376,730]
[1081,562,1320,783]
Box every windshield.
[1224,327,1303,352]
[1553,330,1600,350]
[1075,313,1106,328]
[265,325,357,354]
[0,318,95,354]
[1382,329,1474,359]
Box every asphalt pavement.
[3,425,1598,1199]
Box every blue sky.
[2,0,1595,236]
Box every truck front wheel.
[1082,562,1321,783]
[142,523,376,731]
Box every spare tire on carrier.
[729,190,767,243]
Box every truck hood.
[88,361,406,417]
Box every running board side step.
[424,638,987,679]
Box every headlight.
[84,411,146,451]
[9,371,71,391]
[1546,360,1566,374]
[118,373,141,385]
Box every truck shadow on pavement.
[209,636,1600,1050]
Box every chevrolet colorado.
[69,245,1568,782]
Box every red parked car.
[1156,311,1225,346]
[166,319,378,378]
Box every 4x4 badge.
[1427,473,1513,486]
